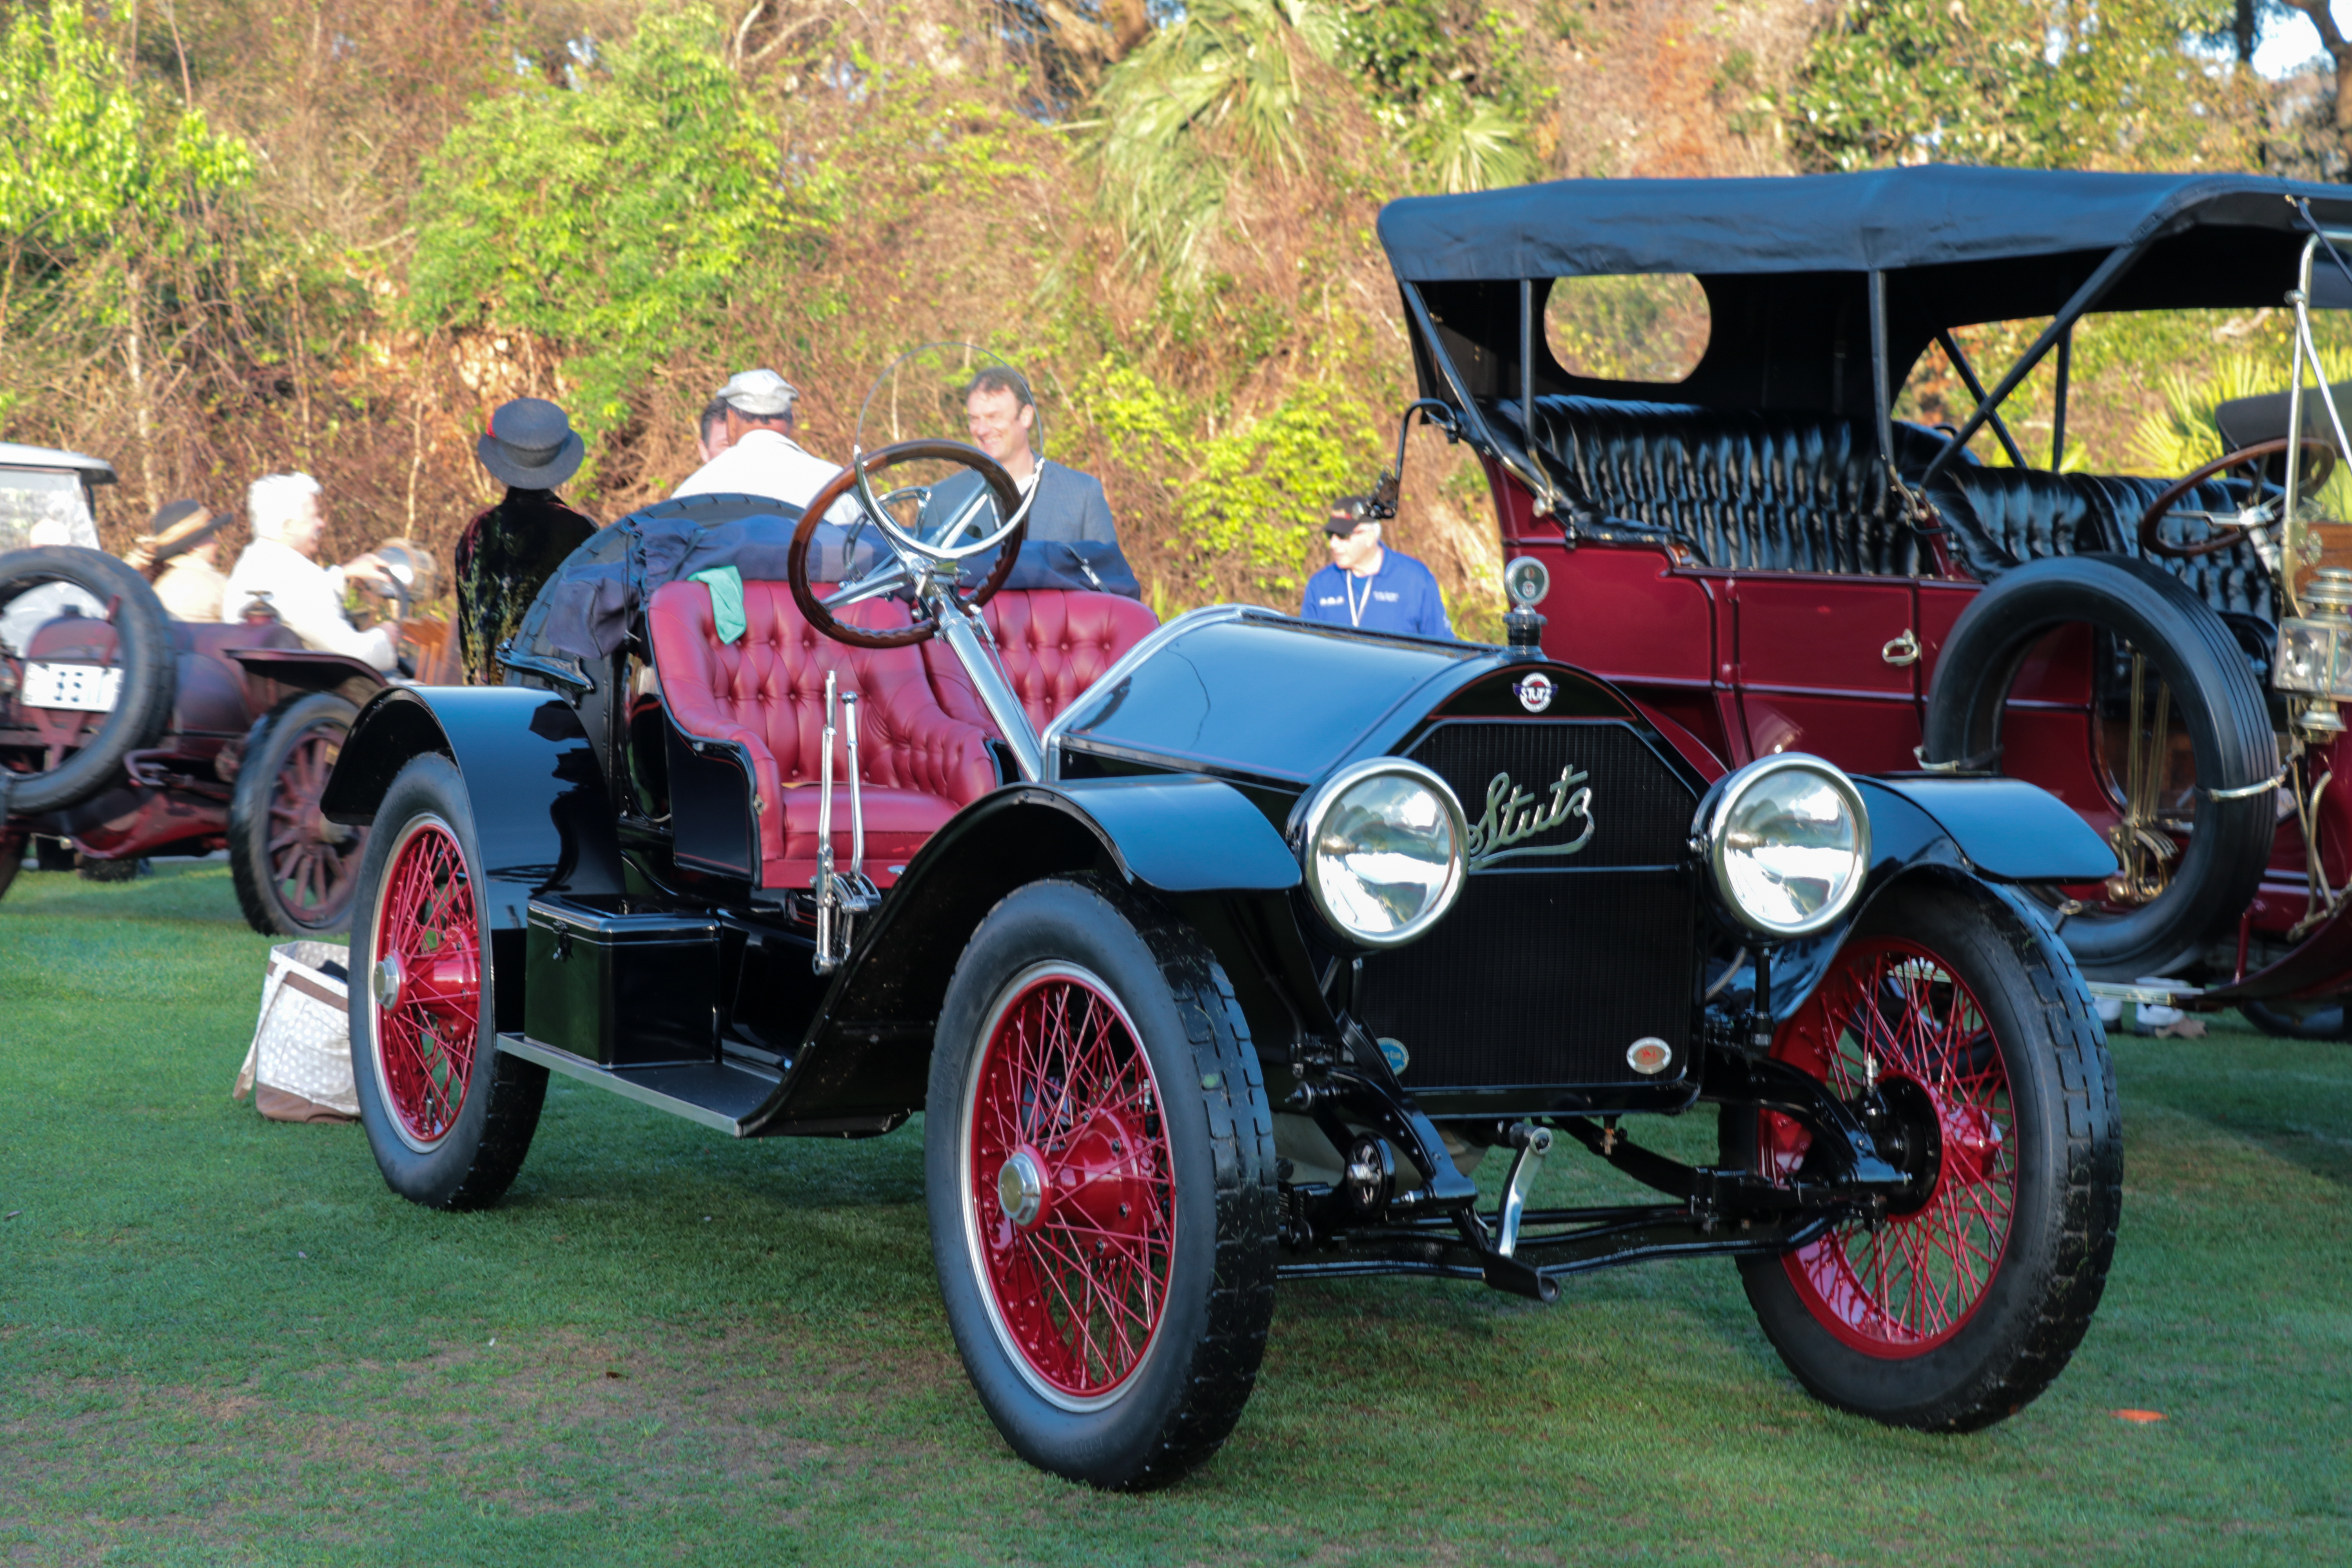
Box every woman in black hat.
[454,397,597,684]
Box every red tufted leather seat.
[646,579,998,890]
[923,589,1160,736]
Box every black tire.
[925,874,1279,1490]
[1923,553,2276,979]
[347,753,545,1209]
[1736,875,2122,1431]
[0,833,20,904]
[230,691,367,936]
[2239,998,2352,1040]
[0,546,176,814]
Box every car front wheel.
[347,753,544,1209]
[1735,876,2122,1431]
[925,875,1278,1490]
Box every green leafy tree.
[0,0,253,477]
[1789,0,2258,173]
[409,7,829,436]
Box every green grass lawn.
[2,862,2347,1565]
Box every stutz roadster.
[322,348,2123,1489]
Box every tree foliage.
[1790,0,2259,172]
[408,6,828,432]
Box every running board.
[496,1033,778,1136]
[2084,980,2201,1007]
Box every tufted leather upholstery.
[1918,466,2274,621]
[923,589,1162,736]
[647,579,999,888]
[1512,396,1955,575]
[1515,394,2276,621]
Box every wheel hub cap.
[998,1150,1044,1229]
[373,953,402,1009]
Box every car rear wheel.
[926,874,1278,1490]
[230,691,367,936]
[348,753,544,1209]
[1736,877,2121,1430]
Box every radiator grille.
[1354,720,1700,1090]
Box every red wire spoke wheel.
[369,815,482,1150]
[1764,935,2016,1356]
[927,875,1276,1489]
[963,964,1176,1406]
[1733,880,2121,1432]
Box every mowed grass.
[1,863,2347,1566]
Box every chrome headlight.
[1699,754,1871,938]
[1298,759,1468,948]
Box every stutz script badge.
[1513,673,1554,713]
[1465,765,1595,869]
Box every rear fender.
[744,776,1314,1134]
[323,686,623,1029]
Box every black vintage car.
[321,348,2125,1489]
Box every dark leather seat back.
[1513,393,2276,622]
[1514,395,1953,575]
[1920,466,2275,622]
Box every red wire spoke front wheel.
[368,815,483,1152]
[961,964,1176,1409]
[1764,936,2016,1356]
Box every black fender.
[1711,777,2111,1029]
[743,775,1308,1134]
[321,685,624,1029]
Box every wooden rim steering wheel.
[786,439,1028,650]
[2139,436,2337,559]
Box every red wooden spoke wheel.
[1762,935,2017,1357]
[369,817,483,1151]
[963,965,1176,1408]
[267,725,353,918]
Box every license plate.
[20,661,122,712]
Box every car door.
[1733,573,1922,773]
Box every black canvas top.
[1377,166,2352,283]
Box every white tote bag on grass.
[233,941,359,1123]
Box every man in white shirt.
[671,368,857,523]
[220,473,400,671]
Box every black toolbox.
[524,896,724,1066]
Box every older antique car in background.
[0,443,455,932]
[319,347,2123,1489]
[1376,167,2352,1035]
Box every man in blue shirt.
[1299,496,1454,639]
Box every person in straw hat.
[454,397,597,685]
[123,500,232,621]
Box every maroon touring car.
[1378,167,2352,1034]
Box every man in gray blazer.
[962,367,1119,545]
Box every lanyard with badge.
[1345,565,1377,627]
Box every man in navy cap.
[456,397,597,684]
[1299,495,1453,639]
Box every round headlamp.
[1699,754,1871,939]
[1298,759,1468,948]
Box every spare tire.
[0,546,177,817]
[1923,554,2276,980]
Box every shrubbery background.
[2,0,2347,637]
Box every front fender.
[1715,777,2101,1028]
[742,775,1303,1134]
[322,686,623,1026]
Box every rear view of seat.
[646,579,998,889]
[924,589,1161,736]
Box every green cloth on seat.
[689,564,746,644]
